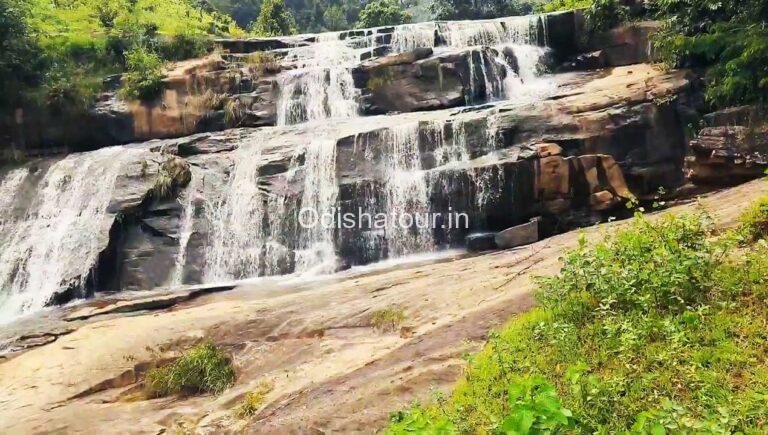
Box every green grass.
[144,342,235,397]
[371,307,406,332]
[738,195,768,243]
[388,204,768,433]
[233,381,274,419]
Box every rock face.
[686,122,768,185]
[0,64,694,317]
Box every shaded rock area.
[685,106,768,185]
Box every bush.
[119,47,165,101]
[371,307,406,332]
[738,195,768,242]
[0,0,43,111]
[537,212,717,322]
[653,0,768,108]
[233,381,273,418]
[41,62,101,114]
[245,51,280,74]
[387,208,768,433]
[538,0,627,34]
[144,342,235,397]
[157,34,215,62]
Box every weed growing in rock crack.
[224,99,245,127]
[144,342,235,398]
[371,307,406,332]
[233,381,274,419]
[388,204,768,433]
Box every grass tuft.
[371,307,406,332]
[144,342,235,398]
[233,381,274,419]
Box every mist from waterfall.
[0,147,139,323]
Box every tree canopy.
[250,0,298,36]
[356,0,412,28]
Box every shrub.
[653,0,768,108]
[224,99,246,127]
[119,47,165,101]
[371,307,406,332]
[157,34,215,62]
[245,51,280,74]
[538,0,628,34]
[152,155,191,199]
[144,342,235,397]
[738,195,768,242]
[233,381,273,418]
[387,207,768,432]
[537,212,717,323]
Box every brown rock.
[495,218,540,249]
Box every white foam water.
[276,33,361,126]
[383,123,435,257]
[294,137,340,275]
[0,147,139,324]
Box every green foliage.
[371,307,406,332]
[538,212,716,322]
[356,0,412,28]
[738,195,768,243]
[40,62,101,113]
[537,0,591,13]
[538,0,627,34]
[323,4,349,31]
[145,342,235,397]
[653,0,768,108]
[387,208,768,433]
[250,0,297,36]
[0,0,43,111]
[429,0,537,20]
[119,47,165,101]
[233,381,273,418]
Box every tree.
[356,0,412,28]
[250,0,298,36]
[0,0,42,111]
[323,4,349,31]
[429,0,536,20]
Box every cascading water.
[294,138,340,274]
[0,147,139,323]
[0,13,565,322]
[170,168,200,286]
[382,124,435,257]
[390,15,556,103]
[276,33,362,125]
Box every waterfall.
[383,124,435,257]
[170,169,200,286]
[294,138,339,274]
[203,136,271,281]
[0,147,138,323]
[276,32,362,125]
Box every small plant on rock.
[233,381,274,418]
[371,307,406,332]
[144,342,235,398]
